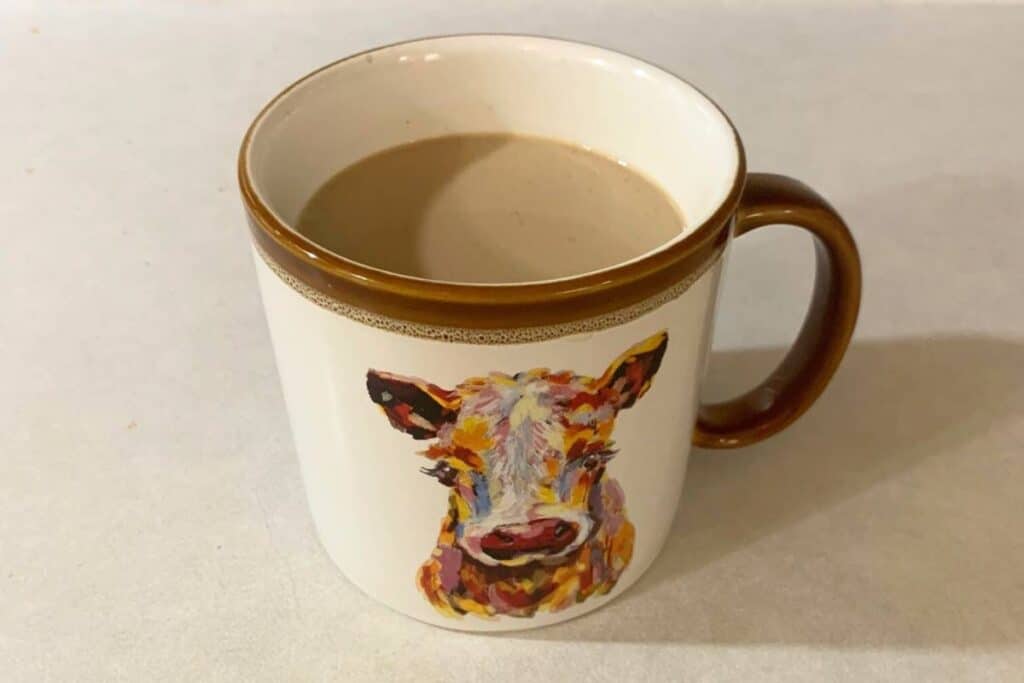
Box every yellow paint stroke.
[452,415,493,452]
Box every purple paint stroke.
[437,546,463,592]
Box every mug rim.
[238,34,747,331]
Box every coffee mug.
[238,35,861,631]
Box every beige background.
[3,1,1023,680]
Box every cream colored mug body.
[239,35,861,631]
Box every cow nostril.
[492,530,515,544]
[554,521,572,538]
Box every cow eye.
[421,462,459,486]
[582,448,617,471]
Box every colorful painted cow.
[366,331,668,618]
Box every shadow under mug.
[238,35,861,632]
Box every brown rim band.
[253,237,727,344]
[238,35,748,334]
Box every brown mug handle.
[693,173,862,449]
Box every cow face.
[367,332,667,567]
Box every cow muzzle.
[479,518,579,561]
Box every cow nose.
[480,518,579,560]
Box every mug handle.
[693,173,862,449]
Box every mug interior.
[243,35,740,285]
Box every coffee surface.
[295,133,684,283]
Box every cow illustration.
[366,331,668,618]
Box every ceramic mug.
[238,35,861,631]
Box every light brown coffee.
[295,133,684,284]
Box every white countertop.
[3,1,1023,680]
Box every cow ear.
[366,370,461,439]
[595,331,669,410]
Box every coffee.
[295,133,684,283]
